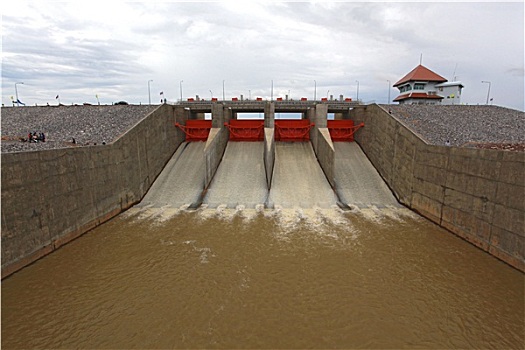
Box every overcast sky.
[2,1,524,110]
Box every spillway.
[138,140,399,211]
[267,142,337,208]
[334,142,400,208]
[138,142,205,208]
[203,142,268,208]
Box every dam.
[1,102,524,349]
[135,99,398,211]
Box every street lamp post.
[15,82,24,107]
[356,80,360,102]
[314,80,317,101]
[222,80,225,101]
[387,80,391,104]
[481,81,491,105]
[271,80,274,101]
[148,80,153,105]
[180,80,183,102]
[210,90,213,100]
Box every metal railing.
[177,99,360,110]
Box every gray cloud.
[2,2,523,110]
[507,68,525,77]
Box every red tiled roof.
[393,92,444,101]
[394,65,448,87]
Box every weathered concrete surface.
[264,128,275,189]
[1,104,185,278]
[350,104,525,271]
[308,103,328,155]
[211,102,225,128]
[203,142,267,208]
[264,102,275,128]
[334,142,399,207]
[314,128,335,188]
[203,127,229,189]
[268,142,337,208]
[137,142,206,208]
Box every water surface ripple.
[2,207,524,349]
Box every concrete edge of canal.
[349,104,524,272]
[1,103,524,278]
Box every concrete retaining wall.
[307,104,335,187]
[314,128,335,188]
[350,104,524,271]
[1,104,185,278]
[204,127,229,189]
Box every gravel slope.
[1,105,159,153]
[3,104,523,153]
[381,104,524,148]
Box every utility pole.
[148,80,153,105]
[15,82,24,106]
[481,81,491,105]
[387,80,391,104]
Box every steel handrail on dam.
[178,99,360,111]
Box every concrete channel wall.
[264,128,275,189]
[349,104,525,271]
[314,128,335,188]
[204,128,229,189]
[1,104,186,278]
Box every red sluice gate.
[224,120,264,141]
[175,120,212,142]
[275,120,314,141]
[327,120,365,142]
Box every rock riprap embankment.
[382,105,524,150]
[1,105,159,153]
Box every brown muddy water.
[2,206,524,349]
